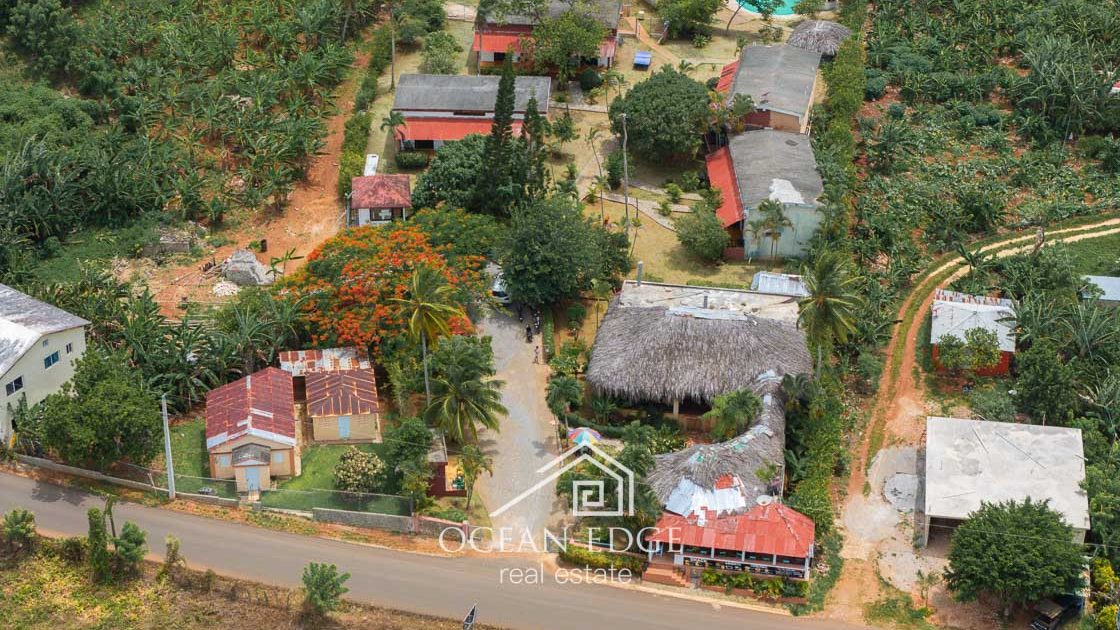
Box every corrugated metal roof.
[305,369,380,418]
[930,289,1016,352]
[350,175,411,209]
[205,368,296,450]
[472,30,528,53]
[715,60,739,94]
[727,130,823,211]
[397,117,525,142]
[751,272,809,297]
[705,147,744,228]
[392,74,551,114]
[0,284,89,376]
[727,45,821,119]
[278,347,371,376]
[646,502,816,558]
[1083,275,1120,302]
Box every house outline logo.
[490,441,635,518]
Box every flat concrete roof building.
[921,416,1090,546]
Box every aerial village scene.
[0,0,1119,628]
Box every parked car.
[490,273,511,305]
[1029,594,1083,630]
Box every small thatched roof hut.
[787,20,852,57]
[649,376,787,509]
[585,300,810,406]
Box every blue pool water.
[737,0,798,17]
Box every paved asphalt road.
[475,307,563,542]
[0,472,868,630]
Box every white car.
[490,274,511,305]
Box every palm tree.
[389,265,464,405]
[381,111,406,147]
[585,128,607,219]
[754,199,793,259]
[546,374,582,428]
[424,369,507,443]
[459,444,492,510]
[798,251,864,364]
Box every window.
[272,452,284,464]
[5,377,24,396]
[65,343,73,354]
[43,351,60,369]
[218,455,231,467]
[41,339,49,347]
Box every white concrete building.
[922,416,1091,546]
[0,284,89,443]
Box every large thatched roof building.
[787,20,852,57]
[585,281,810,408]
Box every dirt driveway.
[474,307,563,544]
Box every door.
[245,466,261,492]
[358,208,371,226]
[338,416,351,440]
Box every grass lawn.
[1064,232,1120,275]
[261,443,411,516]
[595,199,768,286]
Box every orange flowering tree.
[281,225,484,355]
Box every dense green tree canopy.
[530,9,605,81]
[658,0,721,38]
[946,499,1085,616]
[608,67,709,161]
[411,134,490,211]
[673,205,730,263]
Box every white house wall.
[0,326,86,441]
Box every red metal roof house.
[348,174,411,227]
[278,347,382,444]
[474,0,623,69]
[205,367,300,493]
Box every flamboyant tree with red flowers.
[281,224,484,355]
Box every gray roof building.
[1083,275,1120,303]
[727,45,821,120]
[0,284,89,376]
[728,130,823,211]
[486,0,622,30]
[921,416,1091,546]
[391,74,552,116]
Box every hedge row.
[558,545,646,573]
[338,25,395,200]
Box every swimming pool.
[736,0,798,17]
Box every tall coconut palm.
[752,199,793,259]
[390,265,464,405]
[424,369,507,443]
[798,251,864,365]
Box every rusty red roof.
[397,117,524,142]
[350,175,411,210]
[279,347,371,377]
[205,367,296,450]
[645,502,815,558]
[472,29,529,53]
[706,147,744,228]
[305,369,380,418]
[716,61,739,94]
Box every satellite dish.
[756,495,773,506]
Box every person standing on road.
[533,345,540,364]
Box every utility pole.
[161,394,176,500]
[621,112,630,239]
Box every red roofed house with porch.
[205,367,300,494]
[278,347,382,444]
[473,0,623,69]
[390,74,549,151]
[645,500,816,581]
[347,174,411,227]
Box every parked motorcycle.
[525,326,533,343]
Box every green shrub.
[606,149,626,189]
[542,309,556,359]
[665,183,683,203]
[578,68,604,91]
[658,200,672,216]
[558,544,645,573]
[337,150,364,198]
[2,507,35,555]
[865,75,888,101]
[423,506,468,522]
[302,562,351,618]
[342,113,372,154]
[58,536,86,564]
[674,205,729,262]
[855,348,883,394]
[395,150,430,169]
[968,386,1016,423]
[565,302,587,329]
[354,75,378,111]
[692,33,710,48]
[678,170,701,192]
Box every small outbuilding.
[278,347,381,444]
[205,367,300,494]
[348,174,411,227]
[787,20,852,57]
[921,416,1090,546]
[716,45,822,134]
[706,130,824,259]
[929,289,1016,376]
[751,271,809,297]
[1082,275,1120,307]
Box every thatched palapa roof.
[649,376,787,508]
[585,299,810,404]
[787,20,852,57]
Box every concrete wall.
[741,204,822,259]
[312,414,379,443]
[15,454,155,493]
[313,507,413,532]
[2,327,86,441]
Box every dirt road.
[826,216,1120,624]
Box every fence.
[115,462,239,500]
[258,487,412,517]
